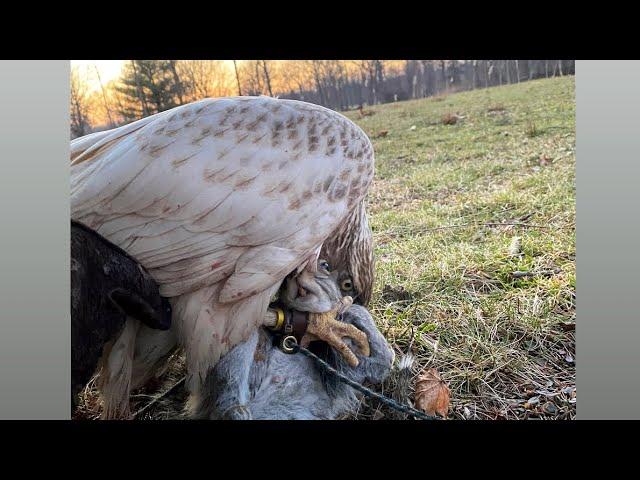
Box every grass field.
[342,76,576,419]
[76,76,576,420]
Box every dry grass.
[487,103,507,113]
[525,121,542,138]
[341,76,576,420]
[76,77,576,421]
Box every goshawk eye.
[341,278,353,291]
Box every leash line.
[294,344,440,421]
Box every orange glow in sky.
[71,60,237,92]
[71,60,126,91]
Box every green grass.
[344,77,576,419]
[76,77,576,421]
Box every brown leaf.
[559,321,576,332]
[542,401,558,415]
[441,112,459,125]
[375,130,389,138]
[414,368,450,418]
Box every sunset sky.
[71,60,237,91]
[69,60,410,128]
[71,60,126,91]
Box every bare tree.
[260,60,274,97]
[168,60,186,104]
[310,61,327,105]
[439,60,447,90]
[404,60,419,99]
[70,66,92,138]
[233,60,242,96]
[278,60,311,99]
[178,61,233,100]
[472,60,479,89]
[484,60,490,88]
[237,61,265,96]
[253,61,263,94]
[77,59,575,130]
[94,65,115,128]
[353,60,384,105]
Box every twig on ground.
[132,376,186,419]
[512,268,561,278]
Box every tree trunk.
[527,60,534,80]
[254,61,263,94]
[472,60,478,89]
[484,60,489,88]
[312,62,327,106]
[421,61,429,97]
[261,60,274,97]
[233,60,243,95]
[94,65,115,127]
[168,60,185,104]
[131,61,149,117]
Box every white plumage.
[70,96,375,416]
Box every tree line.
[71,60,575,139]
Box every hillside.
[343,76,576,419]
[74,77,576,420]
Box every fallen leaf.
[542,402,558,415]
[375,130,389,138]
[527,395,541,406]
[414,368,450,418]
[441,113,459,125]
